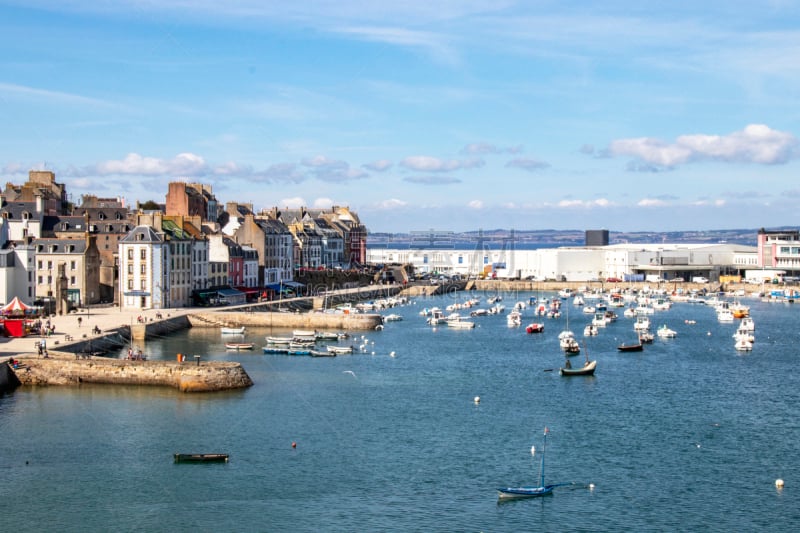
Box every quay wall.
[12,354,253,393]
[187,311,384,330]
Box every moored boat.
[617,341,643,352]
[225,342,255,350]
[174,453,229,463]
[221,326,246,335]
[559,359,597,376]
[498,428,561,500]
[526,322,545,334]
[327,345,354,354]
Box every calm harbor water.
[2,290,800,531]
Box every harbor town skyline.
[3,2,800,232]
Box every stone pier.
[11,353,253,393]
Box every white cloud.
[555,198,613,208]
[610,124,800,169]
[461,142,523,155]
[376,198,408,209]
[0,82,116,108]
[400,155,484,172]
[363,159,392,172]
[2,162,26,175]
[638,198,667,207]
[94,152,209,176]
[333,26,459,65]
[302,155,368,182]
[403,175,461,184]
[467,200,483,209]
[313,197,335,208]
[505,157,550,172]
[279,196,306,208]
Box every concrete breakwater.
[11,354,253,393]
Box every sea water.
[2,291,800,531]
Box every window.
[38,260,43,269]
[141,248,147,260]
[141,264,146,274]
[70,276,76,285]
[141,279,146,290]
[70,261,77,270]
[128,248,133,260]
[128,279,133,290]
[128,264,133,274]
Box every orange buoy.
[292,441,297,449]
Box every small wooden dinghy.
[174,453,229,463]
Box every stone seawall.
[187,311,384,330]
[13,354,253,393]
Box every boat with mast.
[497,427,566,499]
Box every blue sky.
[2,1,800,233]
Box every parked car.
[605,277,621,283]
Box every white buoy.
[390,351,396,357]
[371,351,375,355]
[776,479,784,488]
[474,396,480,404]
[530,445,535,456]
[589,483,595,490]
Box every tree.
[139,200,162,211]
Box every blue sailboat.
[497,427,558,499]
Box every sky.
[2,1,800,234]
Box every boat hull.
[559,360,597,376]
[497,485,555,499]
[617,343,643,352]
[174,453,229,463]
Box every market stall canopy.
[1,297,35,316]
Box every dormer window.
[98,212,106,220]
[61,222,69,230]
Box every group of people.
[126,347,146,361]
[31,318,55,337]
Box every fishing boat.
[657,325,678,338]
[262,346,290,354]
[526,322,545,334]
[173,453,229,463]
[560,342,596,376]
[559,359,597,376]
[225,342,255,350]
[497,427,562,499]
[617,339,644,352]
[266,335,294,344]
[221,326,246,335]
[446,314,476,329]
[309,349,337,357]
[327,345,354,354]
[638,330,655,343]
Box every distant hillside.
[367,227,800,248]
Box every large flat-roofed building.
[367,242,758,282]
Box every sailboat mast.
[540,427,548,487]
